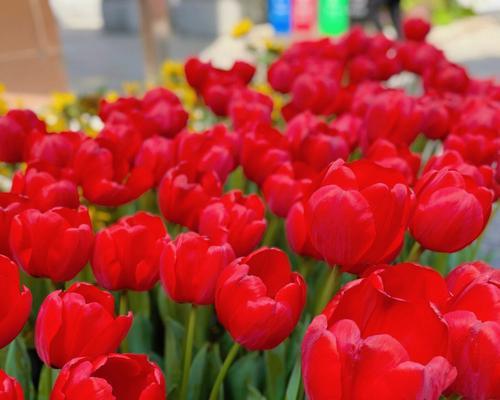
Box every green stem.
[314,266,342,315]
[263,215,281,247]
[180,304,197,400]
[119,290,129,353]
[208,342,240,400]
[407,241,424,263]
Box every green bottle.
[318,0,349,36]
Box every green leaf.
[165,316,185,396]
[4,337,35,400]
[285,359,302,400]
[128,314,153,354]
[265,343,286,400]
[207,344,224,400]
[227,352,263,400]
[187,343,209,400]
[37,365,59,400]
[247,384,266,400]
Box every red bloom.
[175,125,238,183]
[141,87,188,138]
[444,262,499,400]
[0,370,24,400]
[198,190,266,257]
[418,95,452,140]
[10,206,94,282]
[361,90,423,149]
[263,161,316,218]
[444,126,500,167]
[185,58,255,116]
[157,162,222,230]
[0,255,32,349]
[35,283,132,368]
[74,138,154,206]
[92,212,168,291]
[0,194,30,257]
[228,88,273,130]
[423,60,470,94]
[0,110,45,163]
[25,131,85,176]
[424,150,496,197]
[285,112,350,171]
[366,139,421,185]
[215,247,306,350]
[397,41,444,75]
[403,17,431,42]
[286,200,322,260]
[51,354,165,400]
[240,124,291,185]
[329,113,363,150]
[322,263,451,361]
[410,169,493,252]
[134,136,177,186]
[302,318,455,400]
[160,232,235,305]
[11,168,80,211]
[289,73,339,116]
[307,160,414,273]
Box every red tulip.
[361,90,423,149]
[228,88,273,130]
[424,150,496,197]
[0,110,45,163]
[444,311,499,400]
[134,136,176,186]
[403,17,431,42]
[160,232,235,305]
[263,161,316,218]
[289,73,339,116]
[0,255,32,349]
[397,41,444,75]
[158,162,222,230]
[198,190,266,257]
[410,168,493,252]
[0,370,24,400]
[418,95,451,139]
[366,139,421,185]
[175,125,238,183]
[285,112,350,171]
[51,354,165,400]
[73,138,154,206]
[25,131,85,172]
[0,194,30,257]
[10,206,94,282]
[302,317,456,400]
[321,263,451,363]
[92,212,168,291]
[307,160,414,273]
[286,200,322,260]
[444,126,500,167]
[141,87,188,138]
[11,168,80,211]
[35,282,132,368]
[240,124,291,185]
[329,113,363,150]
[215,247,306,350]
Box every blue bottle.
[268,0,291,34]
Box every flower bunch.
[0,17,498,400]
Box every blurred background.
[0,0,499,98]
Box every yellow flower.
[104,91,119,103]
[265,38,285,53]
[232,18,253,38]
[51,92,76,113]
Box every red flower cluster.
[0,17,497,400]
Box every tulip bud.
[92,212,168,291]
[35,283,133,368]
[0,370,24,400]
[160,232,235,305]
[10,206,94,282]
[0,193,30,258]
[215,247,306,350]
